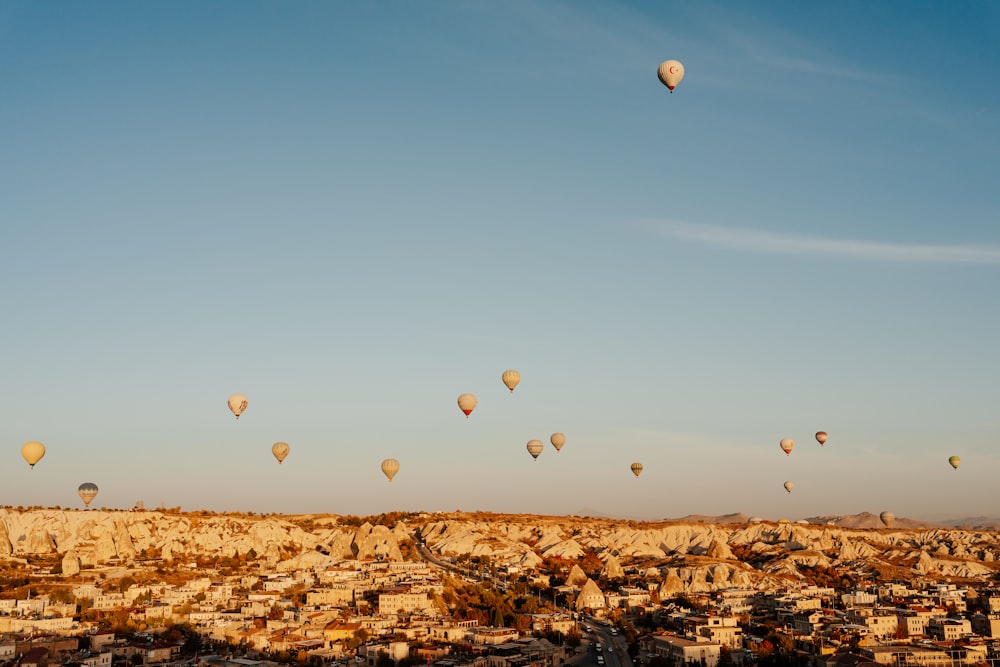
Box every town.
[3,509,1000,667]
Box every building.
[643,632,722,667]
[684,615,743,649]
[927,618,972,642]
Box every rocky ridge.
[2,509,998,593]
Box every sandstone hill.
[2,508,998,593]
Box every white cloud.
[647,219,1000,264]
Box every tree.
[580,550,604,578]
[346,628,369,652]
[49,587,75,604]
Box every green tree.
[49,588,75,604]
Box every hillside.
[2,508,999,594]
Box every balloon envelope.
[527,440,544,460]
[21,441,45,468]
[783,481,794,493]
[630,462,643,477]
[815,431,828,446]
[78,482,98,507]
[948,455,960,470]
[502,370,520,393]
[779,438,795,455]
[457,393,477,417]
[228,394,248,419]
[550,432,566,452]
[879,511,895,528]
[657,59,685,91]
[272,442,290,464]
[381,458,400,482]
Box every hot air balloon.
[657,59,685,92]
[948,456,960,470]
[779,438,795,455]
[502,370,520,393]
[381,458,400,482]
[527,440,544,460]
[630,462,643,477]
[21,441,45,468]
[228,394,248,420]
[78,482,98,508]
[783,481,794,493]
[879,511,895,528]
[815,431,828,446]
[550,432,566,452]
[272,442,290,464]
[457,393,477,417]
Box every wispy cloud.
[647,219,1000,264]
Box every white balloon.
[657,59,685,92]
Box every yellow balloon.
[21,441,46,468]
[228,394,248,419]
[630,462,643,477]
[272,442,290,464]
[550,432,566,452]
[502,370,520,392]
[527,440,544,460]
[381,458,400,482]
[457,393,477,417]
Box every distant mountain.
[578,510,972,529]
[669,512,749,525]
[804,512,947,530]
[648,511,953,530]
[939,516,1000,530]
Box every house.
[792,611,826,637]
[575,580,606,613]
[642,632,722,667]
[18,647,50,667]
[688,614,743,649]
[844,609,899,640]
[926,618,972,642]
[360,641,410,666]
[471,628,519,646]
[377,589,432,615]
[323,620,362,646]
[528,614,574,635]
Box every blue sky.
[3,1,998,522]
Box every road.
[415,541,509,591]
[581,620,634,667]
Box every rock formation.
[1,508,999,596]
